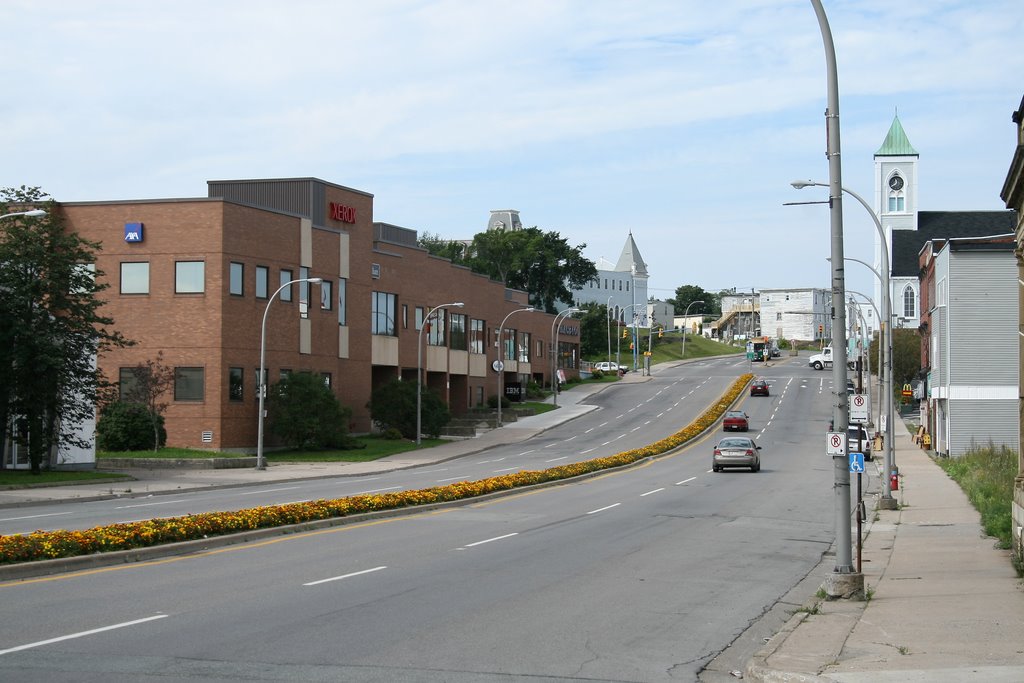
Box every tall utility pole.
[811,0,862,598]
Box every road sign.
[826,431,846,456]
[850,394,868,422]
[849,452,865,473]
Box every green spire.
[876,114,918,156]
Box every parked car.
[723,410,749,432]
[593,361,625,374]
[713,436,761,472]
[593,362,622,374]
[750,379,770,396]
[848,424,872,461]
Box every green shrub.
[487,394,511,410]
[369,379,450,439]
[96,401,166,452]
[525,381,545,399]
[590,369,604,379]
[267,372,356,450]
[382,427,404,440]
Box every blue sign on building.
[124,222,144,243]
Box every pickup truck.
[808,346,856,371]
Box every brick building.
[59,177,577,451]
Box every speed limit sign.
[827,431,847,456]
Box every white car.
[593,361,625,374]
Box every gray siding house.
[928,235,1018,456]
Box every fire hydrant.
[890,469,899,492]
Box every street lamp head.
[308,277,323,284]
[790,180,816,189]
[1,208,47,220]
[452,302,465,307]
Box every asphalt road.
[0,358,849,682]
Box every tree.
[576,303,609,358]
[869,327,922,393]
[669,285,719,317]
[266,372,356,450]
[1,186,130,473]
[119,352,175,452]
[417,231,468,263]
[368,379,450,440]
[467,227,597,314]
[96,401,166,451]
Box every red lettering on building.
[329,202,356,223]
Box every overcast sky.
[3,1,1021,303]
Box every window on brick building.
[175,261,204,294]
[280,269,293,302]
[120,262,149,294]
[174,367,204,401]
[255,265,269,299]
[229,368,244,402]
[230,262,244,296]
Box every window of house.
[518,331,530,362]
[256,266,269,299]
[776,312,782,321]
[402,304,408,329]
[427,309,446,346]
[280,269,293,302]
[450,313,467,351]
[903,285,916,319]
[372,291,397,335]
[322,373,332,388]
[501,328,515,361]
[320,279,332,311]
[470,318,485,354]
[536,339,543,358]
[118,368,140,400]
[120,262,149,294]
[626,281,629,291]
[174,367,204,401]
[230,262,244,296]
[888,191,905,212]
[415,306,425,331]
[338,278,347,325]
[175,261,205,294]
[229,367,244,402]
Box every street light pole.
[257,276,323,470]
[681,300,704,360]
[619,303,643,373]
[496,307,534,428]
[417,302,464,445]
[551,307,580,407]
[808,0,859,594]
[797,181,895,508]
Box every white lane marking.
[303,566,387,587]
[0,511,73,522]
[587,503,621,515]
[353,486,402,495]
[417,468,448,474]
[437,476,469,483]
[462,532,519,549]
[564,435,577,441]
[584,427,595,434]
[580,448,596,454]
[0,614,169,656]
[630,426,642,433]
[236,486,303,496]
[675,477,697,485]
[114,500,188,510]
[274,499,311,506]
[545,456,568,463]
[640,488,665,497]
[493,467,518,473]
[598,421,609,428]
[643,420,652,425]
[520,449,536,455]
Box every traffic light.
[629,342,634,350]
[818,324,824,334]
[622,328,628,339]
[658,327,663,338]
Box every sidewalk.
[746,418,1024,682]
[0,370,651,508]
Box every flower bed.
[0,374,752,565]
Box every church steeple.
[614,231,648,277]
[875,114,919,157]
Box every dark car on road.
[723,410,749,432]
[750,379,770,396]
[713,436,761,472]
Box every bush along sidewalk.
[0,374,753,565]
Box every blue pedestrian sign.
[849,452,865,473]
